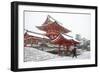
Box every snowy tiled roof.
[26,31,49,39]
[62,34,72,40]
[62,34,79,42]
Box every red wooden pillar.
[58,45,61,56]
[63,45,66,55]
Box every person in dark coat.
[72,46,77,58]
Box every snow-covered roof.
[40,15,71,33]
[62,34,79,42]
[51,34,61,42]
[47,15,55,22]
[72,38,80,43]
[26,31,49,39]
[62,34,72,40]
[47,15,71,32]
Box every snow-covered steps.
[24,47,59,62]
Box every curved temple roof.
[51,34,79,46]
[36,15,71,34]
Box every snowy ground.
[24,47,90,62]
[24,47,59,62]
[48,51,90,61]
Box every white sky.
[24,11,91,40]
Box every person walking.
[72,46,77,58]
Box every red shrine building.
[24,15,79,55]
[36,15,79,55]
[24,32,39,47]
